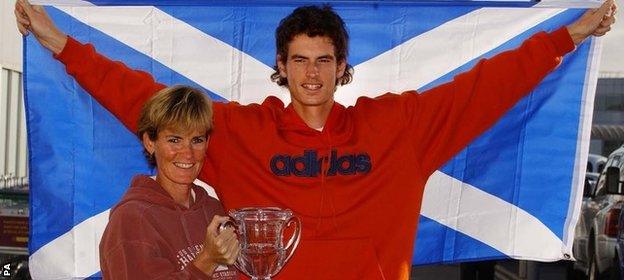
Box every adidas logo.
[270,149,372,177]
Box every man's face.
[278,35,346,112]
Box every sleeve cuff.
[187,263,214,280]
[53,35,83,64]
[548,26,576,56]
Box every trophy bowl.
[222,207,301,280]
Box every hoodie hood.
[262,96,354,148]
[111,175,210,215]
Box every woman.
[99,85,239,279]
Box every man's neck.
[292,101,334,130]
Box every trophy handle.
[217,219,254,278]
[217,219,236,233]
[282,216,301,264]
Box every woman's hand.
[192,215,241,275]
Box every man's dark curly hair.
[270,5,354,87]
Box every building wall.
[0,0,28,188]
[590,76,624,156]
[0,69,27,188]
[0,0,22,71]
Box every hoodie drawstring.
[315,153,326,238]
[326,133,339,234]
[178,206,193,249]
[314,132,340,237]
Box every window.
[0,67,28,190]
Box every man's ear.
[336,59,346,79]
[277,54,287,78]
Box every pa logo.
[1,263,10,277]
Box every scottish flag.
[25,0,602,278]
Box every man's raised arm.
[408,0,616,175]
[15,0,166,133]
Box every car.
[573,146,624,280]
[615,183,624,279]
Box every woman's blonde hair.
[137,85,213,167]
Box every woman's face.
[143,127,208,191]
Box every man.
[16,0,617,279]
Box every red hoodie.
[57,27,574,279]
[99,175,238,280]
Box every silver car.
[573,148,624,280]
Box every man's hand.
[192,215,240,275]
[14,0,67,55]
[567,0,617,45]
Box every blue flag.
[25,0,601,278]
